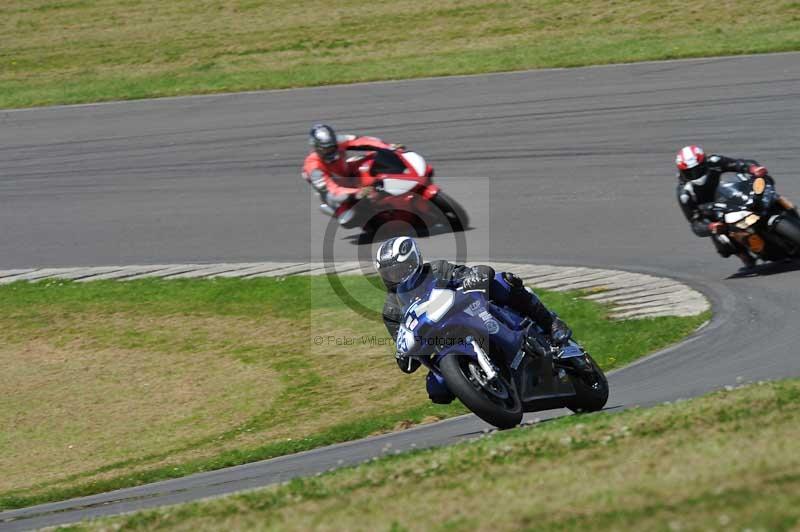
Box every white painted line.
[52,267,127,281]
[163,264,251,279]
[518,268,592,284]
[245,263,316,277]
[0,269,36,280]
[493,264,570,278]
[120,265,204,281]
[529,271,625,291]
[582,279,683,299]
[612,302,709,319]
[614,296,707,313]
[303,261,365,276]
[606,289,703,307]
[212,263,304,278]
[78,265,174,282]
[0,262,709,319]
[585,284,684,304]
[6,268,83,282]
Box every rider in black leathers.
[375,237,572,404]
[675,145,770,269]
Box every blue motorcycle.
[395,276,609,428]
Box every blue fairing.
[394,276,528,369]
[394,274,599,416]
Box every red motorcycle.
[335,146,469,234]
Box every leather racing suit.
[676,154,766,260]
[302,134,397,218]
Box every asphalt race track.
[1,52,799,530]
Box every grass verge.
[2,0,799,108]
[73,379,800,531]
[0,275,706,509]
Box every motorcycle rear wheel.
[439,353,523,429]
[565,354,609,414]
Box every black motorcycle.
[700,174,800,263]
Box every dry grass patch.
[0,277,440,506]
[0,312,283,492]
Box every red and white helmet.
[675,145,707,182]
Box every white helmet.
[375,237,423,287]
[309,123,339,163]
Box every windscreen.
[715,174,752,206]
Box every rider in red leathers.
[302,123,402,223]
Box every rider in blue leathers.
[375,236,572,404]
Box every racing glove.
[550,317,572,346]
[708,221,726,235]
[460,266,494,292]
[748,165,768,178]
[356,186,376,200]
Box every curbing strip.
[0,262,709,320]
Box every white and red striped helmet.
[675,145,707,182]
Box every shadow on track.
[342,223,474,246]
[726,259,800,280]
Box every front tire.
[565,354,609,413]
[431,191,469,232]
[439,353,522,429]
[772,216,800,252]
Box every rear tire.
[772,216,800,252]
[439,353,522,429]
[431,191,469,232]
[565,354,609,413]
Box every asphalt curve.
[1,52,800,530]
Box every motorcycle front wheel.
[772,216,800,252]
[439,353,522,429]
[431,191,469,232]
[565,354,609,413]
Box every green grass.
[2,0,799,108]
[74,379,800,531]
[0,275,706,510]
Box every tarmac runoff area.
[0,262,710,320]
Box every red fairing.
[303,133,469,231]
[339,136,394,152]
[422,184,440,199]
[302,152,361,197]
[302,136,397,198]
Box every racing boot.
[550,317,573,346]
[501,272,573,347]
